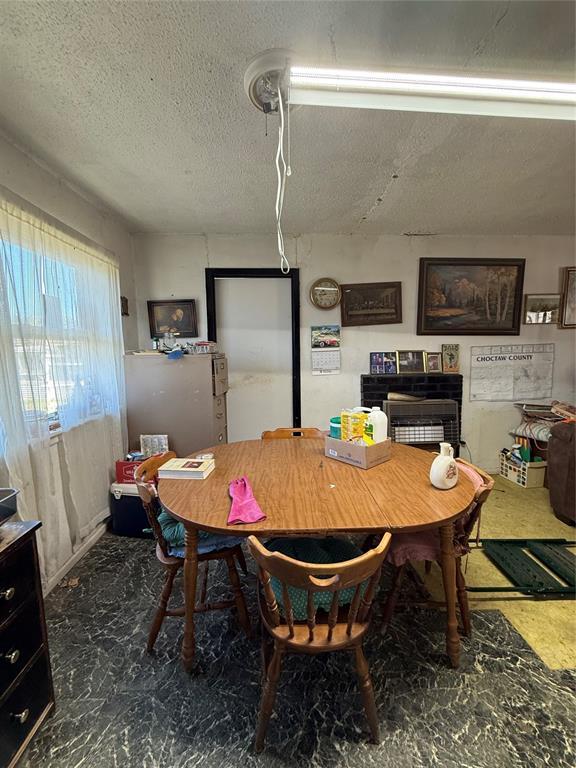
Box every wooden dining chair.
[248,532,392,752]
[380,458,494,638]
[261,427,324,439]
[135,452,251,653]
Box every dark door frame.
[205,267,301,428]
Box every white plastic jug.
[429,443,459,490]
[367,407,388,443]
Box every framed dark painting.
[147,299,198,337]
[559,267,576,329]
[340,282,402,327]
[417,258,525,335]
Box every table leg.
[181,525,199,673]
[439,523,460,669]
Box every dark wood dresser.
[0,522,54,768]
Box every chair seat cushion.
[386,462,491,567]
[386,530,440,567]
[266,537,365,620]
[158,509,244,557]
[155,543,184,566]
[168,533,245,558]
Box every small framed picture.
[442,343,460,373]
[396,350,426,374]
[147,299,198,337]
[426,352,442,372]
[311,325,341,348]
[140,434,169,457]
[523,294,561,324]
[559,267,576,329]
[370,352,397,374]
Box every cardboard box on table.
[324,436,392,469]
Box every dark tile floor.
[22,534,576,768]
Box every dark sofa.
[547,421,576,525]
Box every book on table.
[158,458,215,480]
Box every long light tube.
[290,66,576,120]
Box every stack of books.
[158,457,215,480]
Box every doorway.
[205,268,301,441]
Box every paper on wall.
[470,344,554,401]
[312,349,341,376]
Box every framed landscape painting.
[417,258,525,335]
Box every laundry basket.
[499,455,547,489]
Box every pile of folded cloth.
[512,402,561,445]
[512,400,575,446]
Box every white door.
[215,277,293,441]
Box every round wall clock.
[309,277,342,310]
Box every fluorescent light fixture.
[290,66,576,120]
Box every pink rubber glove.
[228,476,266,525]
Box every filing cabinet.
[0,522,54,768]
[125,353,229,455]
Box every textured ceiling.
[0,1,574,235]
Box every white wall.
[0,132,137,349]
[133,232,576,471]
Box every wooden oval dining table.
[159,438,476,672]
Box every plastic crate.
[499,454,547,488]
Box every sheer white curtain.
[0,194,125,583]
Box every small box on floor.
[109,483,153,538]
[325,436,392,469]
[115,460,143,484]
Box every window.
[0,199,123,433]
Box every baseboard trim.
[44,523,107,595]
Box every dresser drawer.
[0,652,52,768]
[213,395,227,427]
[0,597,44,697]
[0,541,35,626]
[212,358,228,396]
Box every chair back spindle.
[306,591,316,642]
[259,567,281,627]
[281,583,295,638]
[326,590,340,642]
[346,585,363,635]
[357,568,382,623]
